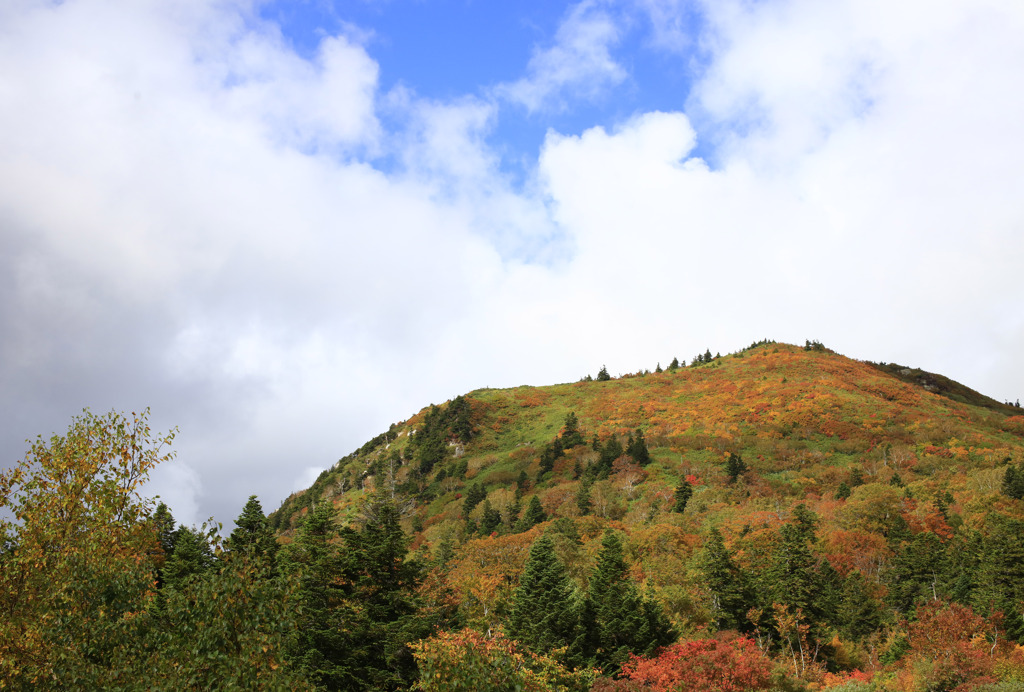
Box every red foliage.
[622,635,772,692]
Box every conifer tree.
[162,526,214,591]
[227,495,278,572]
[507,534,591,669]
[588,531,674,673]
[516,496,547,532]
[343,496,428,690]
[597,365,611,381]
[627,428,650,466]
[725,452,748,483]
[283,501,357,690]
[698,528,751,631]
[1002,464,1024,500]
[668,357,679,371]
[561,412,586,449]
[576,479,594,516]
[838,571,882,641]
[478,500,502,536]
[673,479,692,513]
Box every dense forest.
[3,341,1024,691]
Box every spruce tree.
[725,452,748,483]
[588,530,674,673]
[478,500,502,536]
[516,496,547,532]
[627,428,650,466]
[343,496,427,690]
[673,479,692,513]
[698,528,751,631]
[668,357,679,371]
[227,495,279,572]
[1002,464,1024,500]
[508,534,591,669]
[283,501,357,690]
[597,365,611,381]
[162,526,214,591]
[561,412,585,449]
[576,479,594,516]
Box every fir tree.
[588,531,674,673]
[507,534,591,669]
[626,428,650,466]
[725,452,748,483]
[835,482,852,500]
[227,495,279,572]
[478,500,502,536]
[162,526,214,591]
[597,365,611,381]
[343,496,428,690]
[673,479,693,513]
[1002,463,1024,500]
[561,412,586,449]
[698,528,751,631]
[576,479,594,516]
[668,357,679,371]
[283,501,358,690]
[516,496,548,532]
[462,483,486,519]
[838,571,882,641]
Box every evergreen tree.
[884,516,947,616]
[835,482,852,500]
[227,495,279,572]
[837,571,882,641]
[478,500,502,536]
[673,479,693,513]
[283,501,358,690]
[561,412,586,449]
[974,513,1024,641]
[152,501,177,559]
[462,483,486,520]
[704,349,713,362]
[343,496,428,690]
[597,365,611,381]
[588,531,674,673]
[576,479,594,516]
[508,534,591,669]
[626,428,650,466]
[516,496,548,532]
[668,357,679,371]
[599,437,624,476]
[698,528,751,631]
[1002,463,1024,500]
[162,526,214,591]
[725,452,748,483]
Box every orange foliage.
[622,635,772,692]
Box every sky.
[2,0,1023,528]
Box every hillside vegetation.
[268,341,1024,690]
[4,342,1024,691]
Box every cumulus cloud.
[2,0,1023,526]
[495,1,627,112]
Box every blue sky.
[261,0,711,175]
[2,0,1023,526]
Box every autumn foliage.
[621,635,772,692]
[411,628,593,692]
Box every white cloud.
[2,0,1024,527]
[495,1,627,112]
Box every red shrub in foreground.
[621,635,772,692]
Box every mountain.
[271,340,1023,537]
[267,340,1024,687]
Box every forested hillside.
[3,342,1024,690]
